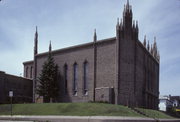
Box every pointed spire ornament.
[153,37,157,47]
[127,0,129,5]
[94,29,97,42]
[130,5,132,10]
[129,5,132,16]
[132,20,135,29]
[158,50,160,61]
[150,44,153,54]
[143,35,146,47]
[117,18,119,25]
[35,26,38,39]
[147,40,150,51]
[116,18,119,29]
[34,26,38,55]
[123,4,126,16]
[49,40,52,52]
[120,19,123,29]
[36,26,38,32]
[136,20,138,30]
[127,0,130,10]
[153,36,157,56]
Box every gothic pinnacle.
[147,40,150,51]
[123,5,126,16]
[36,26,37,32]
[120,19,123,29]
[116,18,119,28]
[34,26,38,55]
[94,29,97,42]
[154,36,156,45]
[143,35,146,47]
[153,36,158,57]
[49,40,52,52]
[132,20,135,29]
[35,26,38,37]
[127,0,129,9]
[150,44,154,55]
[129,5,132,16]
[158,50,160,60]
[136,21,138,29]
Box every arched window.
[64,64,68,94]
[26,67,29,78]
[73,63,78,95]
[83,61,88,95]
[30,66,33,79]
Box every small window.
[73,63,78,96]
[64,64,68,94]
[26,67,29,78]
[30,66,33,78]
[83,61,88,95]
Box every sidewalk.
[0,115,180,122]
[0,120,34,122]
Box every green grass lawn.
[136,108,175,119]
[0,103,175,119]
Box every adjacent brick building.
[23,1,160,109]
[0,71,33,104]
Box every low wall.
[0,116,180,122]
[95,87,113,103]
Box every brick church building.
[23,1,160,109]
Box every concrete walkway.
[0,120,34,122]
[0,115,180,122]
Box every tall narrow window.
[83,61,88,95]
[30,66,33,79]
[26,67,29,78]
[73,63,78,95]
[64,64,68,94]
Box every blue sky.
[0,0,180,96]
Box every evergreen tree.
[36,44,59,103]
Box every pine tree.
[36,49,59,103]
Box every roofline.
[137,40,159,64]
[5,73,33,81]
[36,37,116,58]
[1,71,32,81]
[23,37,159,65]
[23,60,34,65]
[0,71,5,74]
[170,96,180,97]
[159,99,173,103]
